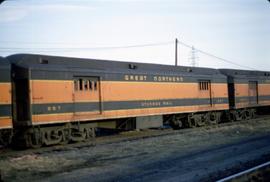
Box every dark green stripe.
[234,81,266,84]
[28,69,270,84]
[235,96,270,103]
[32,97,229,115]
[260,82,270,84]
[103,98,227,110]
[33,102,100,115]
[0,69,10,82]
[104,74,226,83]
[233,79,270,84]
[0,105,12,117]
[259,95,270,100]
[31,70,227,83]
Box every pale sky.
[0,0,269,70]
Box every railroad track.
[1,114,270,182]
[1,114,270,158]
[217,161,270,182]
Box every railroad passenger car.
[219,69,270,120]
[7,54,229,147]
[0,57,13,145]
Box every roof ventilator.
[129,64,137,70]
[40,59,49,64]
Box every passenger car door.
[73,76,101,115]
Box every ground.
[1,118,270,182]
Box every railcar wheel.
[172,119,183,129]
[88,127,96,138]
[230,112,237,122]
[196,115,205,127]
[70,128,87,142]
[251,109,256,118]
[26,130,42,148]
[59,128,70,145]
[209,113,217,125]
[0,130,13,147]
[43,129,62,145]
[244,110,252,120]
[82,128,88,141]
[187,117,197,128]
[170,115,185,129]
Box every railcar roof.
[0,57,10,67]
[7,54,223,76]
[219,69,270,78]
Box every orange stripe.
[258,84,270,95]
[31,80,228,103]
[259,100,270,104]
[31,80,73,104]
[0,83,11,104]
[235,83,270,97]
[234,83,249,97]
[102,82,228,101]
[235,102,270,109]
[32,104,229,125]
[0,118,12,129]
[31,80,100,103]
[234,83,270,97]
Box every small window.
[89,81,93,90]
[79,79,83,91]
[84,80,88,90]
[74,80,78,91]
[94,81,97,90]
[199,81,210,91]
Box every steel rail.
[216,161,270,182]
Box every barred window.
[199,81,210,91]
[74,77,99,92]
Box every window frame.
[199,80,210,91]
[73,77,100,92]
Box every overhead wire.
[177,40,257,70]
[0,41,174,52]
[0,40,257,70]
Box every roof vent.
[40,59,48,64]
[187,68,192,72]
[129,64,137,70]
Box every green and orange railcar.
[0,57,13,145]
[0,54,269,147]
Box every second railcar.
[220,69,270,120]
[0,57,13,145]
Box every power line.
[0,39,257,70]
[177,40,257,70]
[0,41,174,50]
[0,40,83,45]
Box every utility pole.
[175,38,178,66]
